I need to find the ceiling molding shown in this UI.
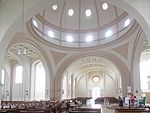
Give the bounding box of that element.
[36,12,127,34]
[27,19,138,51]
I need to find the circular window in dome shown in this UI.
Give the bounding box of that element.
[85,9,91,17]
[102,2,108,10]
[52,4,58,11]
[92,76,100,83]
[66,35,73,42]
[68,9,74,16]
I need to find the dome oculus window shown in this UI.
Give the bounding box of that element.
[85,9,92,17]
[105,30,112,37]
[85,35,93,42]
[124,18,130,27]
[92,76,100,83]
[52,4,58,11]
[48,30,55,38]
[68,9,74,16]
[66,35,73,42]
[33,20,38,27]
[102,2,109,10]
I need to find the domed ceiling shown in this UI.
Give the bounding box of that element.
[28,0,137,49]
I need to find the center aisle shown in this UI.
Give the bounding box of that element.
[80,98,115,113]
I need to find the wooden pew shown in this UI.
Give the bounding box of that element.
[95,97,118,104]
[69,108,101,113]
[73,108,100,111]
[1,100,66,113]
[115,108,150,113]
[69,111,99,113]
[0,109,18,113]
[19,111,45,113]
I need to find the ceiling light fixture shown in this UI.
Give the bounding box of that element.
[22,47,27,54]
[102,2,108,10]
[85,9,91,17]
[92,76,100,83]
[17,48,22,55]
[19,0,24,55]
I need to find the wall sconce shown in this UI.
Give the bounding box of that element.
[22,47,27,54]
[17,48,22,55]
[127,85,132,93]
[6,91,9,96]
[68,90,70,95]
[116,89,119,94]
[46,89,48,95]
[61,90,64,94]
[135,89,138,93]
[25,89,28,96]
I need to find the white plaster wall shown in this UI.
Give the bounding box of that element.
[104,74,115,97]
[11,56,31,100]
[121,0,150,30]
[76,76,87,97]
[75,73,116,98]
[0,0,43,41]
[2,61,11,100]
[116,0,150,41]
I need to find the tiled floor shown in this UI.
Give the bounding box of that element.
[101,106,115,113]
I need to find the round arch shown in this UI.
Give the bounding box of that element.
[0,0,150,100]
[0,0,150,64]
[31,61,46,100]
[55,51,130,99]
[3,35,52,100]
[133,30,149,94]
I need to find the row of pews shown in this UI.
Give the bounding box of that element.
[114,107,150,113]
[69,108,101,113]
[0,100,66,113]
[68,97,101,113]
[95,97,118,104]
[0,97,101,113]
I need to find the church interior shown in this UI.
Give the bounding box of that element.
[0,0,150,113]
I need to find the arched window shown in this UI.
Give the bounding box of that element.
[35,62,45,100]
[1,69,5,84]
[15,65,23,83]
[92,87,100,99]
[140,49,150,91]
